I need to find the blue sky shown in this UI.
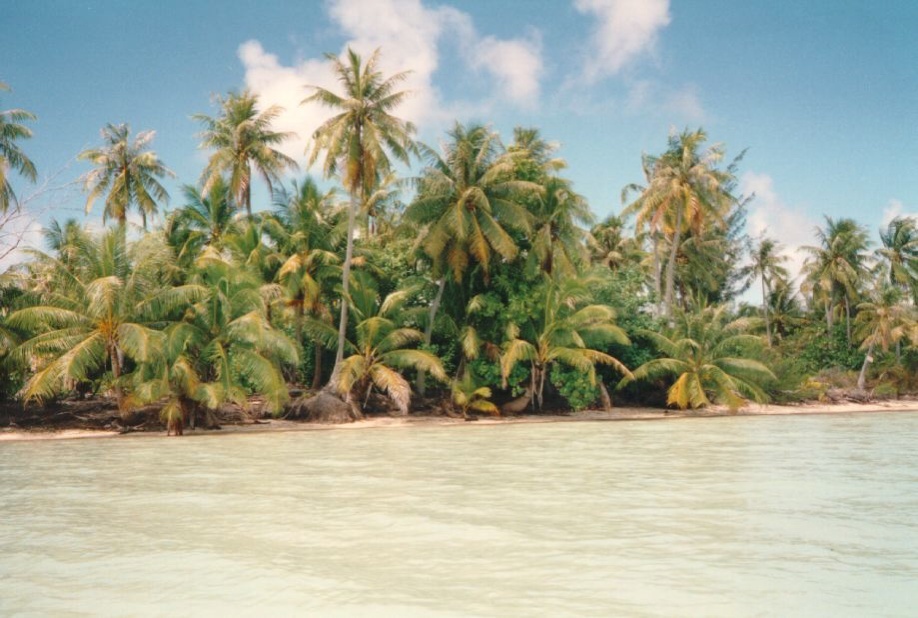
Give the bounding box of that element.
[4,0,918,278]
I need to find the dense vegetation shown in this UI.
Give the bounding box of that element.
[1,52,917,432]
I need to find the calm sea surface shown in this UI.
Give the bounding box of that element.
[2,412,918,617]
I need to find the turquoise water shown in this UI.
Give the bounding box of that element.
[2,412,917,616]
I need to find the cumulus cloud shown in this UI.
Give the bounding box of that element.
[469,34,543,106]
[574,0,671,81]
[741,171,818,287]
[237,0,544,163]
[881,198,918,227]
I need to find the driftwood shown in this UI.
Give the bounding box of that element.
[501,387,533,416]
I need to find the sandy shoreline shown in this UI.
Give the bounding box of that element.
[1,399,916,442]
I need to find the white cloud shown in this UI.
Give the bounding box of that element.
[574,0,671,81]
[0,209,45,274]
[741,171,818,289]
[237,0,545,164]
[626,79,705,122]
[469,34,543,106]
[881,198,918,227]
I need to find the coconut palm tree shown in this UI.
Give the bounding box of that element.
[501,275,632,411]
[405,122,538,393]
[407,122,536,284]
[854,285,917,390]
[78,123,173,230]
[302,274,446,417]
[303,47,416,379]
[877,216,918,301]
[623,128,739,321]
[619,305,774,411]
[266,177,341,388]
[0,82,37,213]
[802,216,870,342]
[527,175,593,278]
[132,249,298,430]
[8,226,204,411]
[744,235,789,345]
[194,89,298,218]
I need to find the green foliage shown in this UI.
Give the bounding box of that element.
[794,323,865,374]
[549,363,598,411]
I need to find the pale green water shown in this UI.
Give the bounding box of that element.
[2,412,918,617]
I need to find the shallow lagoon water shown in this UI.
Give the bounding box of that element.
[2,412,917,616]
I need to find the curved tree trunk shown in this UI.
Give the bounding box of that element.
[329,190,359,388]
[664,208,684,325]
[857,342,875,391]
[762,277,772,346]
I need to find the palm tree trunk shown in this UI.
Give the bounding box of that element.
[857,342,875,391]
[328,190,358,388]
[762,278,772,346]
[652,231,663,317]
[312,342,324,390]
[664,208,684,325]
[845,296,852,346]
[417,277,446,396]
[109,344,125,413]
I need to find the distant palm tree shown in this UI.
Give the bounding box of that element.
[78,123,173,229]
[877,216,918,301]
[194,90,298,217]
[802,216,870,341]
[0,82,37,213]
[854,286,916,390]
[528,175,593,278]
[303,47,416,379]
[623,128,738,321]
[163,178,237,277]
[620,305,774,411]
[744,235,789,345]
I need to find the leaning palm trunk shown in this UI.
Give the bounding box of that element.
[416,277,446,396]
[857,342,875,391]
[652,231,663,317]
[329,190,359,386]
[664,208,684,324]
[762,278,772,346]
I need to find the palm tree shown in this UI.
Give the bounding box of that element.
[802,216,870,342]
[0,82,37,213]
[854,285,917,390]
[744,235,789,345]
[303,275,446,417]
[528,175,593,278]
[78,123,173,229]
[266,178,341,388]
[589,214,645,271]
[501,276,632,411]
[194,89,298,218]
[133,249,298,429]
[405,122,537,394]
[303,47,416,380]
[8,227,204,411]
[619,305,774,411]
[623,128,739,321]
[877,216,918,301]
